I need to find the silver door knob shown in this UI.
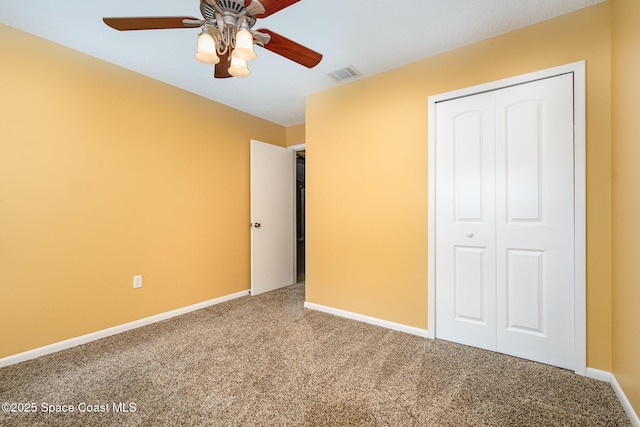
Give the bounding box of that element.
[466,232,474,238]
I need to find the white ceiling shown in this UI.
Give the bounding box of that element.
[0,0,605,126]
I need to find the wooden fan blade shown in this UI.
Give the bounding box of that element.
[257,29,322,68]
[103,17,201,31]
[254,0,300,18]
[215,54,233,79]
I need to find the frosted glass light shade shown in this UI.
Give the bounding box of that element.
[232,29,257,61]
[228,56,250,78]
[195,31,219,64]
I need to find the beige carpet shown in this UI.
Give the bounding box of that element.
[0,284,631,426]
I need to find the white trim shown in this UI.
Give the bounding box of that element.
[427,85,437,340]
[572,63,587,376]
[586,369,640,427]
[611,374,640,427]
[427,61,587,374]
[288,143,306,151]
[585,367,613,382]
[0,290,250,368]
[304,302,430,338]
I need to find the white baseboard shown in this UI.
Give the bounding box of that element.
[303,301,430,338]
[586,368,640,426]
[0,289,250,368]
[611,373,640,427]
[585,367,613,382]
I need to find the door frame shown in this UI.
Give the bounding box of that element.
[426,61,586,375]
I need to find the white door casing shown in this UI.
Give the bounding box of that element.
[250,140,295,296]
[428,62,586,374]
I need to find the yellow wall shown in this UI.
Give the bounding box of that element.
[611,0,640,413]
[306,3,613,370]
[286,123,306,147]
[0,24,285,358]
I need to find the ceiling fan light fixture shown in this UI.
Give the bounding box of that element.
[104,0,323,80]
[233,28,257,61]
[195,29,220,64]
[228,56,250,78]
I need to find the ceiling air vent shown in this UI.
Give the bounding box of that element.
[327,65,363,83]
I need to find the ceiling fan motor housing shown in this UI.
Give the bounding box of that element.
[201,0,258,29]
[218,0,245,13]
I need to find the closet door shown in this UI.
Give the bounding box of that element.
[494,74,574,369]
[434,91,497,351]
[435,74,575,369]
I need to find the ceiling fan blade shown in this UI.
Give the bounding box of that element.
[215,55,233,79]
[257,29,322,68]
[103,17,201,31]
[253,0,300,18]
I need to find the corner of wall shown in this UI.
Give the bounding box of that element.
[286,123,306,147]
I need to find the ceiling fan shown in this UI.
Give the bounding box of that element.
[103,0,323,79]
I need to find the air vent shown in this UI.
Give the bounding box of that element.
[327,65,363,83]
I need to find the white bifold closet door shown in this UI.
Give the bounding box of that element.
[435,74,575,370]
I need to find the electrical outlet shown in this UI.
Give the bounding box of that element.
[133,275,142,289]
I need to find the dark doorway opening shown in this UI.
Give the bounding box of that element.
[296,151,305,283]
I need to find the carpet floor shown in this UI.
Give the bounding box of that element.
[0,284,631,426]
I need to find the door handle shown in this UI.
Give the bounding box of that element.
[251,223,261,228]
[466,232,474,238]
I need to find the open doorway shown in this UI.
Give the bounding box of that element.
[295,150,305,283]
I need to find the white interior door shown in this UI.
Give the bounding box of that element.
[434,74,575,369]
[250,140,295,296]
[435,91,498,351]
[494,75,574,369]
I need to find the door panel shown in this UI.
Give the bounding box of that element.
[506,249,545,335]
[505,101,544,222]
[454,246,488,324]
[435,91,497,351]
[250,140,295,296]
[495,75,574,369]
[454,113,485,222]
